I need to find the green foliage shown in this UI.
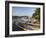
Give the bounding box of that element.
[32,8,40,21]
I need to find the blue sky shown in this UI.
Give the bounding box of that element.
[12,7,37,16]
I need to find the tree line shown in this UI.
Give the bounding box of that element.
[32,8,40,21]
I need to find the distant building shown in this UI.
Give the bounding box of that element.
[12,16,39,24]
[31,18,39,24]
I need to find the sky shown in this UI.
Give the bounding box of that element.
[12,7,37,16]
